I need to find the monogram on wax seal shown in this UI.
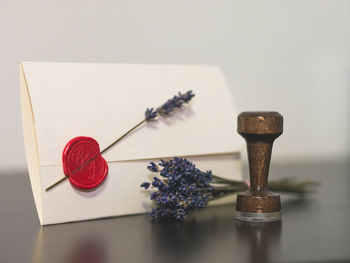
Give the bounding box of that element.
[62,136,108,190]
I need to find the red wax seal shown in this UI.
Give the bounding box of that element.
[62,136,108,190]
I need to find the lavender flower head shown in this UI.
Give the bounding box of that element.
[144,90,195,120]
[145,108,157,120]
[141,157,212,220]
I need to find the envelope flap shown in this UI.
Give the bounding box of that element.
[21,62,244,166]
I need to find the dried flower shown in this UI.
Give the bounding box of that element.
[141,157,212,220]
[140,182,150,189]
[145,108,158,120]
[144,90,194,120]
[155,90,195,117]
[147,162,159,172]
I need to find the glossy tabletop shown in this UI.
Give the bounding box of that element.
[0,160,349,263]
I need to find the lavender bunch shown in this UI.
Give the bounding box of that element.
[141,157,319,221]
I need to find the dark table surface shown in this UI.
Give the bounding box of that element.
[0,160,349,263]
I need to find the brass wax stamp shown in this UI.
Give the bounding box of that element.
[235,111,283,222]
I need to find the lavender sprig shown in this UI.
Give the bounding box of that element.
[46,91,195,191]
[145,90,195,120]
[141,157,319,221]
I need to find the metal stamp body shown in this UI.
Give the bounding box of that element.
[235,112,283,222]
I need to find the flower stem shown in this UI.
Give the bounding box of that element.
[210,174,247,186]
[100,118,147,154]
[45,176,69,191]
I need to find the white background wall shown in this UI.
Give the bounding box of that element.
[0,0,349,171]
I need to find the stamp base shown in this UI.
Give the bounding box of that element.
[235,210,281,222]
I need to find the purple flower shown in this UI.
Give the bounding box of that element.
[179,90,195,103]
[145,108,158,120]
[141,157,212,220]
[140,182,150,189]
[144,90,195,120]
[147,162,159,172]
[157,90,195,117]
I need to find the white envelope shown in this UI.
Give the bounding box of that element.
[20,62,244,225]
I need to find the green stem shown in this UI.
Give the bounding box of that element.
[211,174,246,185]
[100,118,147,154]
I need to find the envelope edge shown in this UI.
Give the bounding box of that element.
[20,62,43,225]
